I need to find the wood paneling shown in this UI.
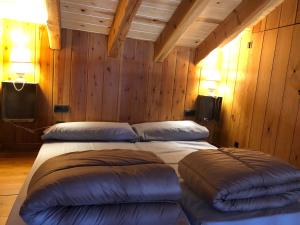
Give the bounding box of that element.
[297,1,300,23]
[260,26,293,155]
[59,0,242,48]
[279,0,298,26]
[265,6,281,30]
[274,24,300,161]
[0,20,198,150]
[227,30,252,147]
[86,33,105,121]
[213,0,300,167]
[219,36,242,147]
[171,47,191,120]
[248,29,278,151]
[0,20,3,82]
[195,0,284,64]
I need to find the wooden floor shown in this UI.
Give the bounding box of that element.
[0,153,36,225]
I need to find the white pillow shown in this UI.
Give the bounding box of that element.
[42,122,138,142]
[132,121,209,141]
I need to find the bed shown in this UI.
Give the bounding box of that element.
[6,121,300,225]
[6,140,216,225]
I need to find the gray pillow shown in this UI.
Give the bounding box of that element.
[132,120,209,141]
[42,122,138,142]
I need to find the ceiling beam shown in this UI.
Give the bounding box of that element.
[194,0,284,64]
[45,0,61,49]
[108,0,142,57]
[154,0,210,62]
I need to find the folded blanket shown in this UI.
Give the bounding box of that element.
[179,148,300,212]
[20,149,188,225]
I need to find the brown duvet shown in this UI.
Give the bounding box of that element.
[20,149,189,225]
[179,148,300,212]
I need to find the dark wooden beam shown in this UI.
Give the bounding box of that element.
[108,0,142,57]
[154,0,210,62]
[195,0,284,64]
[45,0,61,49]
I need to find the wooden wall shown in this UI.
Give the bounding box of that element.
[0,21,199,151]
[210,0,300,167]
[0,20,3,83]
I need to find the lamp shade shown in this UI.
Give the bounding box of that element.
[10,47,31,63]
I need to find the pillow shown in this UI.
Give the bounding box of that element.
[132,120,209,141]
[42,122,138,142]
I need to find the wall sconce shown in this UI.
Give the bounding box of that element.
[200,69,222,97]
[9,46,34,91]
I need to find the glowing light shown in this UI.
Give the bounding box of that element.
[10,47,31,63]
[201,69,221,81]
[4,26,38,84]
[10,62,34,75]
[0,0,47,24]
[10,29,29,46]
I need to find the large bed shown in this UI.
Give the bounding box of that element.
[6,121,300,225]
[6,140,216,225]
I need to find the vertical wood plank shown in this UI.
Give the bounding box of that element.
[146,62,162,121]
[131,41,153,123]
[85,33,105,121]
[219,36,241,147]
[237,32,264,148]
[53,29,72,122]
[184,49,199,111]
[69,30,88,121]
[260,26,293,154]
[265,6,282,30]
[260,18,267,31]
[171,47,190,120]
[159,48,177,120]
[275,24,300,161]
[102,57,121,121]
[38,26,54,127]
[118,39,136,122]
[228,30,252,146]
[248,29,278,151]
[297,0,300,23]
[0,19,3,82]
[279,0,298,27]
[252,21,262,33]
[52,31,65,108]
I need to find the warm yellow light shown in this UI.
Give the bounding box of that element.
[201,69,221,81]
[10,62,34,75]
[0,0,47,24]
[10,29,29,46]
[10,47,31,63]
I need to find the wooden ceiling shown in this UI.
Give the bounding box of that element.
[60,0,241,47]
[45,0,285,62]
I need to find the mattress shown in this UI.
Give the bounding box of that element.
[8,141,300,225]
[6,140,216,225]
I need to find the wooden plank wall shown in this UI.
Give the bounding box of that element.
[0,20,3,82]
[215,0,300,167]
[0,21,198,151]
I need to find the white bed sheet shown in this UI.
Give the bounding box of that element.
[6,140,216,225]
